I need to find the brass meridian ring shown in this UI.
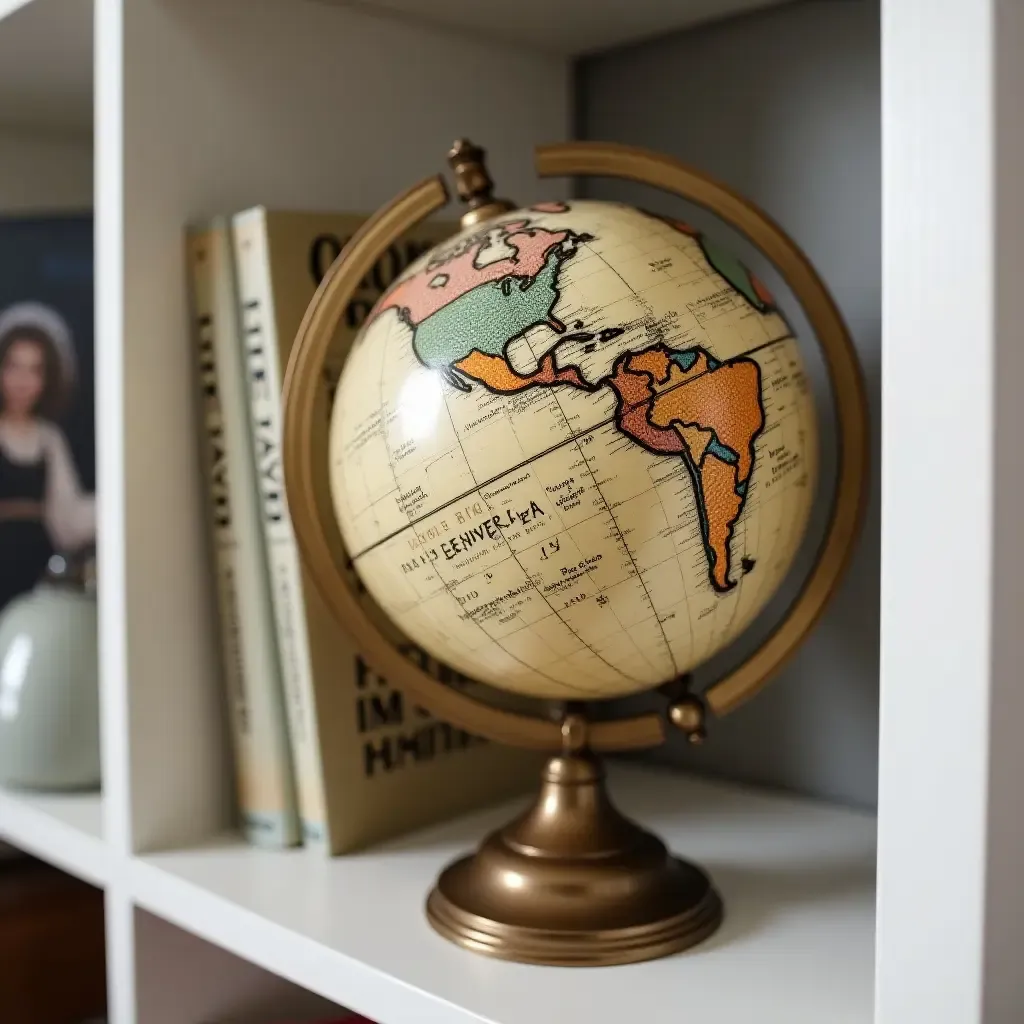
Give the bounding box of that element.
[282,141,869,750]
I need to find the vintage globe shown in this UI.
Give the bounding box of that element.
[328,197,817,702]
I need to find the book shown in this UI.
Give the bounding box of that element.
[230,207,544,854]
[186,221,301,848]
[0,214,96,617]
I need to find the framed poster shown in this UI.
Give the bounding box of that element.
[0,214,94,613]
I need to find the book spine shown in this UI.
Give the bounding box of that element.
[232,209,329,849]
[186,225,300,848]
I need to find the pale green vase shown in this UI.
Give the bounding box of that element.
[0,554,100,790]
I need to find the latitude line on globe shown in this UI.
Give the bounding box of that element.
[350,331,793,563]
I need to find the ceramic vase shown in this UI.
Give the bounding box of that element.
[0,553,100,790]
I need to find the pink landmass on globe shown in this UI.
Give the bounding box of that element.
[370,225,569,328]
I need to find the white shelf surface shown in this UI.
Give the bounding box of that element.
[328,0,793,56]
[131,765,876,1024]
[0,786,107,885]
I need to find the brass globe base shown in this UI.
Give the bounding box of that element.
[426,751,723,966]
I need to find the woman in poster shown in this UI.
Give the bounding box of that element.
[0,302,95,612]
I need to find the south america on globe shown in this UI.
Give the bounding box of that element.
[330,200,817,700]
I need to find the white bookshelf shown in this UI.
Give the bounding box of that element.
[329,0,791,56]
[0,786,107,884]
[0,0,1022,1021]
[0,763,875,1024]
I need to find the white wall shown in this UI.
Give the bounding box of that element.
[577,0,880,807]
[0,128,91,211]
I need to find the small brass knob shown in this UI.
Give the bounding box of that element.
[560,712,589,754]
[668,696,707,745]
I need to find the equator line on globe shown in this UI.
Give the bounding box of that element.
[330,189,818,700]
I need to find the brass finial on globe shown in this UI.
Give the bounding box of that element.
[447,138,514,227]
[281,138,869,967]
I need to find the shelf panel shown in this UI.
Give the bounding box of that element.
[131,765,876,1024]
[323,0,792,56]
[0,787,108,886]
[0,0,92,135]
[0,0,31,19]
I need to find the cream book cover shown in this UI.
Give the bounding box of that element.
[232,206,544,854]
[186,222,301,848]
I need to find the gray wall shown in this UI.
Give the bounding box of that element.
[577,0,880,808]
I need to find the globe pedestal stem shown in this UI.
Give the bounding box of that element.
[426,717,722,966]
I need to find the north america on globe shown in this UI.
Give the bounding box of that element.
[330,199,817,699]
[369,208,767,593]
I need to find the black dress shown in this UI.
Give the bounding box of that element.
[0,446,53,613]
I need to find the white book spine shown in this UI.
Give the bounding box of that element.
[231,208,328,848]
[187,223,301,848]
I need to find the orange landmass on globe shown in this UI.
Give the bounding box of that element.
[643,356,763,590]
[676,424,714,463]
[370,224,570,328]
[697,457,746,591]
[626,347,711,390]
[454,350,592,394]
[649,361,763,482]
[625,346,674,384]
[450,336,763,592]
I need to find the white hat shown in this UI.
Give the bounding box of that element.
[0,301,76,385]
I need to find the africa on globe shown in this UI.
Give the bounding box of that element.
[329,197,817,700]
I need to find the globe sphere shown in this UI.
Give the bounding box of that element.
[329,199,818,701]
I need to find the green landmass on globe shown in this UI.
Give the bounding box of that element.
[368,208,770,592]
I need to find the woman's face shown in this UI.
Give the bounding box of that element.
[0,339,46,417]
